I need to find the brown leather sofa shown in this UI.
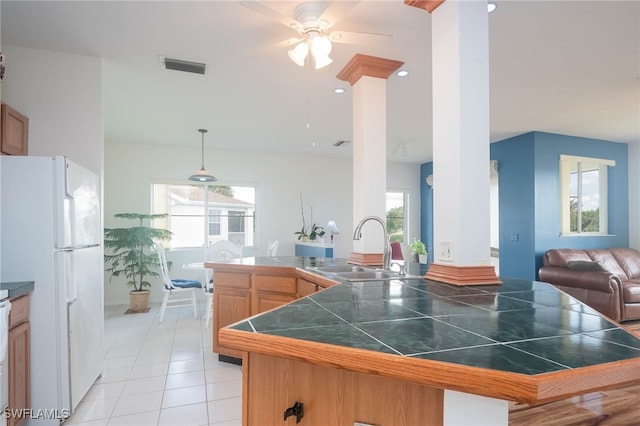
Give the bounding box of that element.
[539,248,640,322]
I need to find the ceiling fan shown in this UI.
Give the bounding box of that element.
[239,0,392,69]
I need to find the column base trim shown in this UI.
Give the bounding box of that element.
[348,252,383,266]
[425,262,501,286]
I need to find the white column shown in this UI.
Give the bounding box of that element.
[352,76,387,253]
[443,390,508,426]
[337,54,403,264]
[432,0,490,266]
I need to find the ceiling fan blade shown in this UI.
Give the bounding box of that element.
[239,1,302,31]
[329,30,393,46]
[249,37,303,58]
[319,1,361,28]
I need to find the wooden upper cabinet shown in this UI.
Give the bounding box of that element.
[1,102,29,156]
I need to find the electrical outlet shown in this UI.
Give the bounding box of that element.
[440,241,453,262]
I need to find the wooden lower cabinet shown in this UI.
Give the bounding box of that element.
[211,264,338,359]
[296,278,317,297]
[255,292,296,314]
[7,295,31,426]
[245,352,444,426]
[213,289,251,357]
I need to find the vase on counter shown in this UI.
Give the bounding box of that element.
[419,254,428,264]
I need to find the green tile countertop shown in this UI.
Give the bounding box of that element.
[219,257,640,403]
[0,281,34,300]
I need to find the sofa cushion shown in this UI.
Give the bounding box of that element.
[610,248,640,279]
[585,249,628,281]
[566,260,608,272]
[544,249,592,267]
[622,279,640,303]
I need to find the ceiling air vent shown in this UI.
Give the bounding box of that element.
[162,56,206,75]
[333,140,351,147]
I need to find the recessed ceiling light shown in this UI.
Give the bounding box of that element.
[396,70,409,77]
[488,3,497,13]
[334,88,345,94]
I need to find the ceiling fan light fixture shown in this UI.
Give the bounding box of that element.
[310,35,332,57]
[313,54,333,69]
[288,42,309,67]
[188,129,217,183]
[310,35,332,69]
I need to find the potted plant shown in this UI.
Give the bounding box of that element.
[294,225,309,242]
[410,238,428,264]
[104,212,172,312]
[309,224,325,243]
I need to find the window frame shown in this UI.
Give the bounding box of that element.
[559,154,614,236]
[151,181,256,249]
[386,190,410,243]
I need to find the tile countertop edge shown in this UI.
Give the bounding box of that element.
[0,281,35,299]
[218,326,640,405]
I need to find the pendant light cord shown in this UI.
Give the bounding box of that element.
[199,128,208,170]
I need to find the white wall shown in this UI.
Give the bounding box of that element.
[104,141,422,304]
[1,45,103,175]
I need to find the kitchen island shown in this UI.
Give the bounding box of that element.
[214,257,640,425]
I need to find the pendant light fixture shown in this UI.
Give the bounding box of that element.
[188,128,217,182]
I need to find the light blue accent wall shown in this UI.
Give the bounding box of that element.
[532,132,628,274]
[421,131,629,281]
[491,133,537,279]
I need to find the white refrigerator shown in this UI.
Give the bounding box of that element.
[0,156,103,424]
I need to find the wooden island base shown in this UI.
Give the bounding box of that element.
[245,352,508,426]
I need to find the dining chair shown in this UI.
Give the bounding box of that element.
[203,240,243,329]
[391,242,404,261]
[156,243,202,323]
[267,240,279,257]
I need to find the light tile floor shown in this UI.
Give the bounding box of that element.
[65,302,242,426]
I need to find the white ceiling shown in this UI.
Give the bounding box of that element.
[2,0,639,164]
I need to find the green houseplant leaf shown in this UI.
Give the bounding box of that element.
[104,212,172,292]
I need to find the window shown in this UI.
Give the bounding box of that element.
[560,155,614,235]
[386,191,408,243]
[208,209,221,236]
[152,183,256,248]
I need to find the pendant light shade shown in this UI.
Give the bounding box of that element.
[188,128,217,182]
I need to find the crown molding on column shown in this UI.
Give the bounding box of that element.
[404,0,446,13]
[336,54,404,86]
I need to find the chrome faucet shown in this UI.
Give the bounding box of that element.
[353,216,392,271]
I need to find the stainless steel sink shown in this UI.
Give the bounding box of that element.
[310,265,374,274]
[334,271,404,281]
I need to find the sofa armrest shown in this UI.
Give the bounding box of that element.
[539,266,621,293]
[539,266,623,322]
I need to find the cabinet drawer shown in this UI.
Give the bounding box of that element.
[9,295,29,329]
[254,275,296,295]
[297,278,317,297]
[214,272,250,289]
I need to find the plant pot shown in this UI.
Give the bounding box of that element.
[129,290,150,312]
[418,254,428,264]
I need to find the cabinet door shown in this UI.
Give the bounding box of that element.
[8,321,30,426]
[297,278,318,298]
[213,289,251,355]
[1,103,29,156]
[255,292,296,314]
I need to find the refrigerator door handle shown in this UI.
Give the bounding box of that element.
[64,159,75,201]
[57,249,78,305]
